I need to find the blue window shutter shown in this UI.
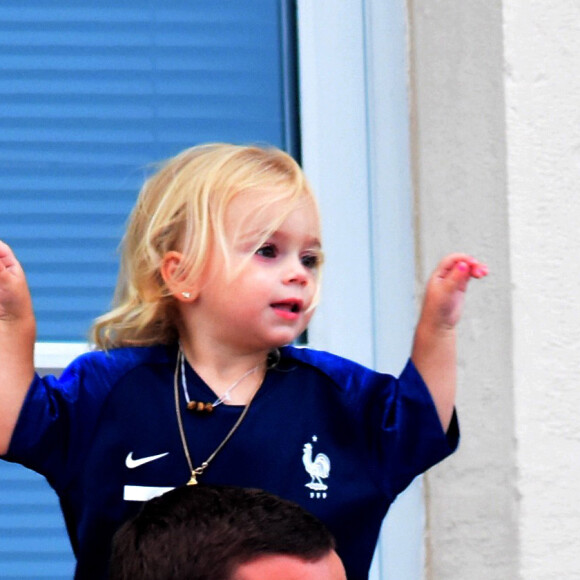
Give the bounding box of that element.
[0,0,299,342]
[0,461,75,578]
[0,1,298,577]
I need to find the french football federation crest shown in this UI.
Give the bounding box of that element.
[302,436,330,498]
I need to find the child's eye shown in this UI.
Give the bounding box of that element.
[301,253,320,269]
[256,244,278,259]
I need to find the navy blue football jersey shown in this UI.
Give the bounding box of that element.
[4,344,458,579]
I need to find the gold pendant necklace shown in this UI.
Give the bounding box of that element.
[173,348,262,486]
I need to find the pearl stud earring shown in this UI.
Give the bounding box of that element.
[181,291,192,299]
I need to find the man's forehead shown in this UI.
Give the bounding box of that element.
[232,552,347,580]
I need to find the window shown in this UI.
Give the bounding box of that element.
[0,1,298,342]
[0,1,298,576]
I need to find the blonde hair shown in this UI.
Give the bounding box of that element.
[91,143,319,350]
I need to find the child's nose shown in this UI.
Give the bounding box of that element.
[283,257,308,286]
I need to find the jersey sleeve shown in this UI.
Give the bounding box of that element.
[281,346,460,501]
[367,358,459,499]
[3,352,116,491]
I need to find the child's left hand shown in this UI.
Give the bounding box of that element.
[419,254,488,332]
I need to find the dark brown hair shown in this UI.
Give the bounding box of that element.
[109,484,336,580]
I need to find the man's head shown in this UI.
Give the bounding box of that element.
[110,484,346,580]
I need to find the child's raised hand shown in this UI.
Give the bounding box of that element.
[0,241,36,455]
[419,254,488,332]
[0,240,34,326]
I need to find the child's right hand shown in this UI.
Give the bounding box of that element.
[0,240,36,455]
[0,240,35,326]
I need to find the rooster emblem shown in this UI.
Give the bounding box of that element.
[302,440,331,492]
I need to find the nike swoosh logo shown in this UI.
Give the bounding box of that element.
[125,451,169,469]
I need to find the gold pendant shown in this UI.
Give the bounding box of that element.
[187,473,198,486]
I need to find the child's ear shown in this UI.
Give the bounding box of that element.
[161,251,199,302]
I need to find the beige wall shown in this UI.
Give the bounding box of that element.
[410,1,580,579]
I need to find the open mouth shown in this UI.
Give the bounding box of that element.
[271,301,301,314]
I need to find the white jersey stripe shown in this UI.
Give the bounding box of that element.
[123,485,174,502]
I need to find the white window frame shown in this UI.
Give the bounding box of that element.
[297,1,423,579]
[35,343,90,372]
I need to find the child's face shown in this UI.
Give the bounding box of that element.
[191,191,322,354]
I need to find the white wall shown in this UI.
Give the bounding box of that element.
[410,1,580,579]
[504,2,580,578]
